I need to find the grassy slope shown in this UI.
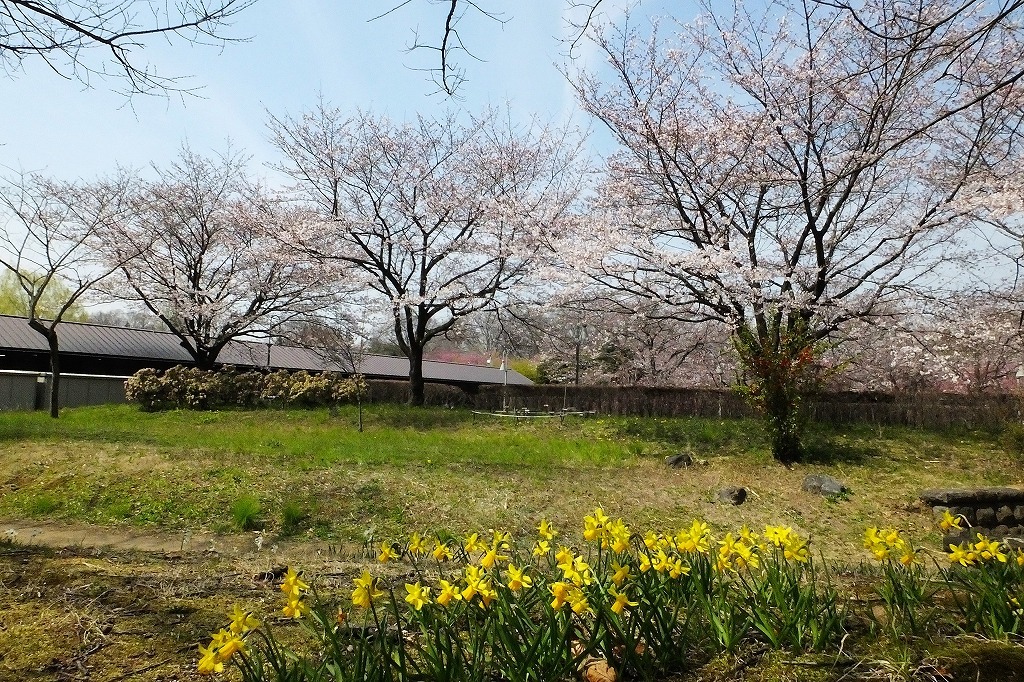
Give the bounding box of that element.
[1,405,1023,681]
[0,404,1019,556]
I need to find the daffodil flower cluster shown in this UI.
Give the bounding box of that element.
[864,527,919,566]
[281,567,310,618]
[198,512,1024,678]
[197,605,260,675]
[948,533,1009,566]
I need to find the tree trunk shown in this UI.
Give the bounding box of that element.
[408,344,425,407]
[47,332,61,419]
[734,322,818,465]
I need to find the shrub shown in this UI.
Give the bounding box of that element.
[125,366,367,411]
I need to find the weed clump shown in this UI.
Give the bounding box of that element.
[231,495,262,531]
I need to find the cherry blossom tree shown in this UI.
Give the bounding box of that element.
[0,172,135,417]
[101,146,326,369]
[269,105,585,405]
[0,0,257,94]
[564,0,1024,462]
[832,295,1024,394]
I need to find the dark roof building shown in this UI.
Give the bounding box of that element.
[0,315,531,389]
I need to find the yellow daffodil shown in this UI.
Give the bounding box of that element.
[973,534,1007,563]
[863,527,882,549]
[538,519,557,540]
[281,567,309,598]
[550,581,571,609]
[643,530,660,551]
[568,587,592,615]
[480,547,508,569]
[638,553,652,573]
[506,564,533,592]
[652,548,672,573]
[554,546,574,566]
[764,525,793,547]
[948,542,975,566]
[784,537,809,563]
[378,541,399,563]
[532,540,551,557]
[610,561,630,587]
[404,582,431,610]
[282,598,310,619]
[464,532,488,554]
[490,529,512,549]
[609,519,631,553]
[211,629,245,660]
[432,540,453,562]
[675,520,711,554]
[462,565,484,601]
[669,557,689,579]
[408,532,429,555]
[609,586,638,615]
[197,643,224,675]
[478,582,498,608]
[351,570,384,608]
[733,541,759,569]
[583,507,611,542]
[939,510,963,532]
[898,548,919,566]
[228,604,260,635]
[436,579,462,607]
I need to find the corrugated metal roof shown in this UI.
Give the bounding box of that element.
[0,314,532,385]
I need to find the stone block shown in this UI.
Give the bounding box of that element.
[997,505,1016,525]
[993,525,1011,539]
[943,530,968,548]
[920,487,1024,506]
[976,507,997,526]
[950,506,976,525]
[1015,506,1024,523]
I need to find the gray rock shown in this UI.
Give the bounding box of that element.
[802,474,848,497]
[1015,506,1024,523]
[717,487,747,506]
[976,507,997,526]
[665,453,693,468]
[943,530,969,548]
[993,525,1011,539]
[997,505,1016,525]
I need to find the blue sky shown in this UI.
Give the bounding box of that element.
[0,1,692,183]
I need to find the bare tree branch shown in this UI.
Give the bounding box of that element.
[0,0,258,95]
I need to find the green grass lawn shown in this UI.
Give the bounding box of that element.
[0,404,1019,555]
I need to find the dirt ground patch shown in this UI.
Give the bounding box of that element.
[0,526,371,682]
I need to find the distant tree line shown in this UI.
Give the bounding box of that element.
[2,0,1024,466]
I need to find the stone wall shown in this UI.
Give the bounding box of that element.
[920,488,1024,548]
